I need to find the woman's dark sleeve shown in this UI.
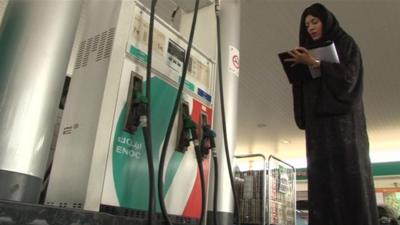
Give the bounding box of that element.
[317,38,363,115]
[292,82,305,130]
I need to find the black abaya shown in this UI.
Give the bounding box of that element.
[292,3,379,225]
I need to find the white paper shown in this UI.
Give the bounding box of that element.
[308,42,340,78]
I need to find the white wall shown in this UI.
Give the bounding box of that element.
[374,176,400,189]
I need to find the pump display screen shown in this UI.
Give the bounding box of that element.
[168,40,185,63]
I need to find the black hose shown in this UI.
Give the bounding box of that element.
[157,0,200,225]
[201,125,218,225]
[191,130,206,225]
[212,150,219,225]
[142,128,155,225]
[215,11,241,225]
[143,1,157,225]
[196,150,206,225]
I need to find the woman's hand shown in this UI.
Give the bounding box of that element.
[285,47,320,68]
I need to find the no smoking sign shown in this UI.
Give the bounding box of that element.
[229,45,240,77]
[232,54,240,69]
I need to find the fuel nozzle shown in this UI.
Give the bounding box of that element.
[183,115,198,144]
[176,101,194,152]
[182,115,206,162]
[176,114,194,153]
[200,125,216,158]
[124,73,148,134]
[134,91,149,128]
[125,90,148,134]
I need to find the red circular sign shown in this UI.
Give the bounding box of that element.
[232,55,240,69]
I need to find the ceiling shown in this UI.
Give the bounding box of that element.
[236,0,400,167]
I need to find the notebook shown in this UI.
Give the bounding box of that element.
[278,41,339,83]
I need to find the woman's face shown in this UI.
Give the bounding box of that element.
[305,15,323,40]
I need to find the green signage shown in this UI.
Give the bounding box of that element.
[129,46,148,64]
[296,161,400,180]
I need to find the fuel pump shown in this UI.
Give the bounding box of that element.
[45,1,215,225]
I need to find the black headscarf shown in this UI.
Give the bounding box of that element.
[299,3,345,47]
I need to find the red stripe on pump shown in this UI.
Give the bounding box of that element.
[182,99,213,218]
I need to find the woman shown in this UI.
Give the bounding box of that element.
[286,3,379,225]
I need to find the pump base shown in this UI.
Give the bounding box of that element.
[0,200,145,225]
[0,170,42,203]
[206,210,234,225]
[0,200,204,225]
